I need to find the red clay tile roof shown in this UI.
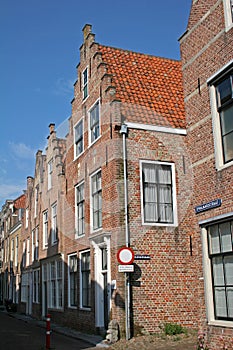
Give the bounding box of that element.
[98,45,186,129]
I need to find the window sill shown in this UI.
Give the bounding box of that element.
[216,159,233,171]
[142,221,178,227]
[73,150,84,162]
[75,233,85,239]
[88,135,101,149]
[208,320,233,328]
[68,306,78,310]
[79,307,91,312]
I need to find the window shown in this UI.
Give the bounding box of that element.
[45,259,63,309]
[223,0,233,31]
[74,119,84,158]
[48,159,53,190]
[208,221,233,321]
[75,182,85,237]
[26,238,30,266]
[15,236,18,267]
[32,227,39,262]
[25,208,29,229]
[33,269,40,303]
[34,186,39,218]
[216,74,233,164]
[22,240,26,267]
[68,254,78,307]
[43,210,48,248]
[82,67,88,99]
[51,203,57,244]
[89,101,100,144]
[21,272,29,302]
[208,65,233,168]
[80,251,91,309]
[11,238,14,264]
[140,161,177,226]
[91,171,102,231]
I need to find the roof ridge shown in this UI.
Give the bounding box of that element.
[98,44,180,63]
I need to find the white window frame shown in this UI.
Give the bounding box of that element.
[26,238,30,266]
[34,186,39,218]
[201,219,233,328]
[25,208,29,229]
[15,236,18,267]
[68,254,78,308]
[22,240,26,267]
[90,169,102,232]
[223,0,233,32]
[74,118,84,159]
[11,238,14,265]
[45,259,63,310]
[43,210,48,249]
[89,100,100,145]
[48,159,53,190]
[51,203,58,245]
[32,227,39,262]
[208,61,233,170]
[140,160,178,227]
[33,269,40,304]
[82,67,88,100]
[79,250,91,310]
[21,272,29,302]
[75,181,85,238]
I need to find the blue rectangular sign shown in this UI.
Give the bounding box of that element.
[195,199,221,214]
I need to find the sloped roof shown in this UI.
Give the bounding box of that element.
[98,45,186,129]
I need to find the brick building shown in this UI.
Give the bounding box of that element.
[180,0,233,348]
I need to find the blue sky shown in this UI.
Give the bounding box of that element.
[0,0,192,207]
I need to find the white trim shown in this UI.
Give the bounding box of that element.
[199,211,233,226]
[125,121,187,135]
[75,181,85,239]
[90,168,102,233]
[207,59,233,84]
[79,249,91,311]
[88,99,101,147]
[223,0,233,32]
[73,117,84,160]
[82,66,89,101]
[67,253,78,309]
[139,160,178,227]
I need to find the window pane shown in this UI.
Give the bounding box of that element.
[225,256,233,284]
[220,105,233,135]
[226,288,233,317]
[209,225,220,254]
[217,77,232,106]
[212,257,225,286]
[214,287,227,317]
[219,222,232,252]
[222,131,233,163]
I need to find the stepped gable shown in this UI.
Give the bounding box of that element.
[98,45,186,129]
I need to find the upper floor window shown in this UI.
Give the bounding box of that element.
[216,74,233,164]
[32,227,39,262]
[208,221,233,321]
[74,119,83,158]
[89,101,100,144]
[140,160,177,226]
[223,0,233,31]
[75,182,85,237]
[82,67,88,100]
[208,65,233,169]
[34,186,39,218]
[48,159,53,190]
[25,208,29,228]
[91,170,102,231]
[43,210,48,248]
[51,203,58,244]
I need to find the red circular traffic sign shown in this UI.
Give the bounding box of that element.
[117,247,134,265]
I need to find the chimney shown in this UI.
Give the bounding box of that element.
[49,123,55,135]
[82,24,92,41]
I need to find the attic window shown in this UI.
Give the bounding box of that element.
[83,68,88,100]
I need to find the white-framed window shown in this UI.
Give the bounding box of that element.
[32,227,39,262]
[43,259,63,309]
[21,272,29,302]
[82,67,88,100]
[91,170,102,231]
[74,119,84,158]
[202,219,233,325]
[33,269,40,303]
[25,208,29,229]
[80,250,91,309]
[208,64,233,169]
[43,210,48,248]
[223,0,233,31]
[15,236,18,267]
[51,203,58,244]
[140,160,177,226]
[75,182,85,237]
[26,238,30,266]
[11,238,14,264]
[89,100,100,144]
[22,240,26,267]
[34,186,39,218]
[48,159,53,190]
[68,254,78,308]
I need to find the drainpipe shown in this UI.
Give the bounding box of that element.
[120,124,131,340]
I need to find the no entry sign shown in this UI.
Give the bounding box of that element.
[117,247,134,265]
